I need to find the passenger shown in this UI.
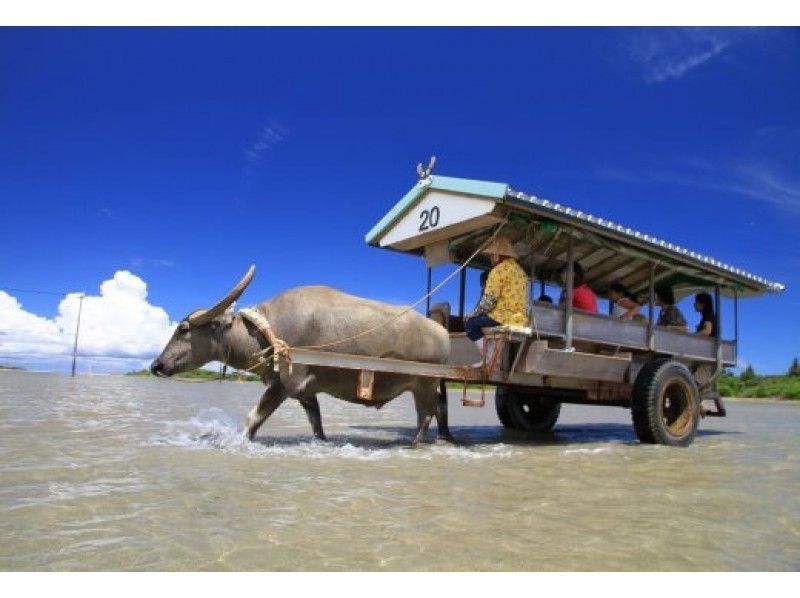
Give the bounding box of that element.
[557,262,598,313]
[465,235,529,363]
[608,282,641,320]
[655,285,688,332]
[694,292,718,337]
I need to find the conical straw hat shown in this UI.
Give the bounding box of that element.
[482,235,518,259]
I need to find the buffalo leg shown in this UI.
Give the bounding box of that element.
[411,390,436,446]
[299,395,326,441]
[245,383,286,441]
[436,379,456,443]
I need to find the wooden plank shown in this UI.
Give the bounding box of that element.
[520,341,632,383]
[289,347,481,381]
[587,253,638,285]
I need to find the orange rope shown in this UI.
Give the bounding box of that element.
[294,221,508,353]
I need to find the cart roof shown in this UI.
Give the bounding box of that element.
[365,175,785,299]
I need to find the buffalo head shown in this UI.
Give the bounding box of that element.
[150,265,255,377]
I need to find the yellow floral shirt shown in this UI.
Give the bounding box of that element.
[484,258,529,327]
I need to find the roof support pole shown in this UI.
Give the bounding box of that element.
[458,268,466,319]
[647,262,655,351]
[734,288,739,363]
[426,267,432,317]
[565,234,575,351]
[715,285,722,372]
[528,256,536,310]
[528,236,536,309]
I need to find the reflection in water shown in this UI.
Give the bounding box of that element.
[0,371,798,571]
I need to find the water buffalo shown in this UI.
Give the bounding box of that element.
[150,266,453,445]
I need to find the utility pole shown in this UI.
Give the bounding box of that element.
[71,294,85,377]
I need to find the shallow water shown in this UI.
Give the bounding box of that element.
[0,370,798,571]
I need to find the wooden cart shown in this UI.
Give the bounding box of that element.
[291,173,784,446]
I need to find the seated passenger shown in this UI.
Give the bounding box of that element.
[655,285,687,332]
[558,262,598,313]
[694,292,718,337]
[608,282,641,320]
[465,235,529,364]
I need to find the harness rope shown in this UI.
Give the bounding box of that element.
[242,221,509,373]
[167,220,511,381]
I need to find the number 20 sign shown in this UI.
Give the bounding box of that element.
[418,206,440,231]
[377,190,497,248]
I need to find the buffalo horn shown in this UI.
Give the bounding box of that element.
[187,264,256,326]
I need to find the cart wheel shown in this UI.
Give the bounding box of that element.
[494,386,515,429]
[495,386,561,432]
[631,359,700,447]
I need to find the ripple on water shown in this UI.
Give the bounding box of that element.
[563,446,613,455]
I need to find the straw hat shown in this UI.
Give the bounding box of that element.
[482,234,519,259]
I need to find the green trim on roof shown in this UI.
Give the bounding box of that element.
[427,175,508,199]
[364,175,507,245]
[658,272,720,290]
[364,181,427,245]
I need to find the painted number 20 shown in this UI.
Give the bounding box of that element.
[418,206,441,232]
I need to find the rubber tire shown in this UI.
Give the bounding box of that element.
[494,386,515,429]
[631,359,700,447]
[495,386,561,432]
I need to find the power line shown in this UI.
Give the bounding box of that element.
[0,286,77,297]
[0,352,157,362]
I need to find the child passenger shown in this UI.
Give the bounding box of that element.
[608,282,641,320]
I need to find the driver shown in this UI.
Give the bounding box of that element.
[465,235,529,364]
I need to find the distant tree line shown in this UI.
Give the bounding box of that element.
[718,357,800,399]
[126,368,260,381]
[790,357,800,377]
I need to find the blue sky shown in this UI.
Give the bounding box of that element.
[0,27,798,373]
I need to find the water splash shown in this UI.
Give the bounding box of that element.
[150,408,523,462]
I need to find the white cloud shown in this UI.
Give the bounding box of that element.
[244,121,287,163]
[630,28,733,84]
[0,271,176,373]
[130,257,176,269]
[596,161,800,217]
[594,127,800,217]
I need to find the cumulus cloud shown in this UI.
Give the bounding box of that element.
[0,271,176,373]
[630,28,734,84]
